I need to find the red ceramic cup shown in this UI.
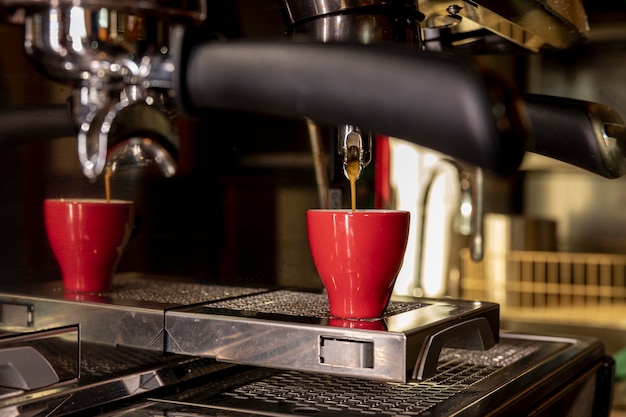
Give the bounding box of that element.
[44,199,135,293]
[307,209,410,319]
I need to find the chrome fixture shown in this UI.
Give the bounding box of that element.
[338,125,372,181]
[418,0,589,52]
[0,0,206,180]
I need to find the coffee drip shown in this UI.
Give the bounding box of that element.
[104,166,113,203]
[347,158,360,213]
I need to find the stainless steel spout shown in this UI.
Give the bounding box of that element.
[338,125,372,180]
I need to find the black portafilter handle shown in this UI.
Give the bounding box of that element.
[175,39,527,176]
[3,42,625,180]
[521,93,626,179]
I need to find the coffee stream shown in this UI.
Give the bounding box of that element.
[104,165,113,203]
[347,159,359,213]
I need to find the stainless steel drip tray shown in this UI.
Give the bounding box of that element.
[0,336,234,416]
[128,333,609,417]
[0,273,272,351]
[164,290,499,382]
[0,274,499,383]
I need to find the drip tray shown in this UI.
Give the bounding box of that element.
[137,333,609,417]
[165,290,499,382]
[0,274,499,383]
[183,336,550,416]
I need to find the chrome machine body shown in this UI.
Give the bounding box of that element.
[0,274,615,416]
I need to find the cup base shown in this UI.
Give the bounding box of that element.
[62,280,112,295]
[329,315,384,321]
[328,317,387,330]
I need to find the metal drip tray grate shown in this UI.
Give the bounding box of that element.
[162,336,556,416]
[79,343,183,379]
[220,341,540,415]
[103,279,267,305]
[166,292,500,382]
[224,371,480,414]
[0,277,499,383]
[204,290,424,318]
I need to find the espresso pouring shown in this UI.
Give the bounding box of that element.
[105,165,113,203]
[347,160,359,212]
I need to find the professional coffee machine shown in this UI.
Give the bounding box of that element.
[0,0,621,416]
[3,0,623,181]
[1,0,622,293]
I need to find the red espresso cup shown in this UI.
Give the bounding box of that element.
[307,209,410,319]
[44,199,135,293]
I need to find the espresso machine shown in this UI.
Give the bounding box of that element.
[0,0,622,415]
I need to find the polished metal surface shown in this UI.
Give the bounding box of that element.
[0,295,613,416]
[0,339,233,416]
[0,0,205,21]
[0,274,498,383]
[0,325,78,390]
[338,125,372,180]
[108,333,610,417]
[420,0,589,51]
[198,336,551,415]
[0,0,205,180]
[282,0,588,50]
[0,274,268,350]
[288,13,420,44]
[164,290,498,382]
[280,0,413,26]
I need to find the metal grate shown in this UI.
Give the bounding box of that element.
[102,280,267,305]
[221,340,540,415]
[20,337,188,380]
[78,343,178,378]
[204,290,425,318]
[461,249,626,322]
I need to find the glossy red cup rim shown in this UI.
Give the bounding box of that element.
[45,198,134,205]
[307,209,409,214]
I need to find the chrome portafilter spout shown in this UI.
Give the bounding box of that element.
[96,87,180,178]
[0,0,206,180]
[338,125,372,180]
[72,62,182,180]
